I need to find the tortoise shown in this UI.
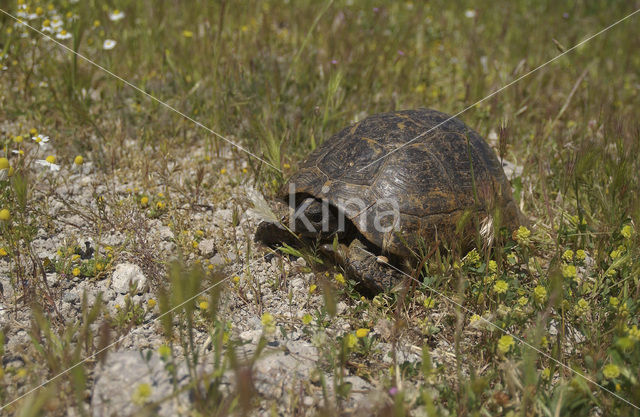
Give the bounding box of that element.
[255,108,520,294]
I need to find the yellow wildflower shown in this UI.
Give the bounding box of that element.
[355,328,370,338]
[147,299,156,308]
[533,285,547,303]
[158,344,171,358]
[575,249,586,262]
[513,226,531,244]
[609,297,619,308]
[602,364,620,379]
[541,367,551,380]
[199,301,208,310]
[72,267,81,277]
[540,336,549,348]
[345,333,357,348]
[562,249,574,262]
[493,280,509,294]
[302,314,312,325]
[309,284,317,294]
[335,273,345,285]
[562,264,577,279]
[484,273,496,285]
[463,248,480,266]
[488,260,497,273]
[574,298,590,317]
[261,312,274,326]
[131,383,152,405]
[0,209,10,221]
[423,297,435,309]
[497,335,515,353]
[621,224,633,239]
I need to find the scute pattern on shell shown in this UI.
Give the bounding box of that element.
[282,108,519,256]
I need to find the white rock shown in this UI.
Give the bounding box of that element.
[213,209,233,227]
[198,239,216,258]
[111,263,148,294]
[154,225,174,241]
[290,277,304,290]
[239,329,261,343]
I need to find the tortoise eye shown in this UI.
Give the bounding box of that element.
[307,210,323,223]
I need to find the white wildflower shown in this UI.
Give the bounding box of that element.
[33,134,50,145]
[50,17,63,29]
[109,10,125,21]
[103,39,117,50]
[36,157,60,171]
[56,30,72,40]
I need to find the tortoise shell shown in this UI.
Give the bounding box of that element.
[281,108,519,256]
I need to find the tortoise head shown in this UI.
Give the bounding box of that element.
[292,197,342,239]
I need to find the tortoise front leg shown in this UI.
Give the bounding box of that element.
[320,239,407,295]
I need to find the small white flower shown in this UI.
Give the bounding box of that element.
[465,9,477,18]
[33,134,50,145]
[27,13,39,20]
[56,30,72,40]
[12,149,24,155]
[41,25,54,33]
[109,10,125,21]
[39,81,49,88]
[103,39,117,50]
[17,5,28,18]
[50,18,63,29]
[35,159,60,171]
